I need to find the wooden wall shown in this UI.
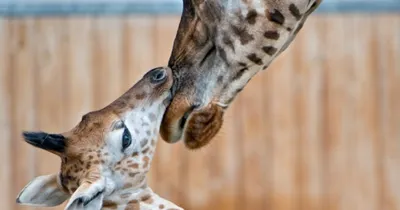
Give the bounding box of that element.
[0,14,399,210]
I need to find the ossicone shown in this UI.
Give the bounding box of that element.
[22,131,66,155]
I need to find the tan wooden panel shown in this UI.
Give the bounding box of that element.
[240,66,268,209]
[0,15,399,210]
[351,16,380,210]
[269,38,299,210]
[8,19,37,210]
[0,18,12,210]
[292,17,324,210]
[260,49,275,210]
[122,16,157,84]
[64,17,94,129]
[211,94,242,210]
[322,16,354,210]
[91,17,124,108]
[377,15,400,210]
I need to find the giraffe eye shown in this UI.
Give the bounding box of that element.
[122,127,132,150]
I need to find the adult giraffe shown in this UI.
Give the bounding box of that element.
[160,0,323,149]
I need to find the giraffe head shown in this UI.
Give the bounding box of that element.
[16,67,173,209]
[161,0,322,149]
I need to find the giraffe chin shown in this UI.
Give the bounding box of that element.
[161,103,224,149]
[183,104,224,149]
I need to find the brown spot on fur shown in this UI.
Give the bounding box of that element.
[146,130,151,136]
[218,47,229,65]
[238,62,247,67]
[142,147,150,154]
[143,156,150,168]
[129,172,138,177]
[93,160,100,164]
[129,163,139,169]
[126,199,140,210]
[103,200,118,209]
[262,46,278,56]
[120,192,131,199]
[247,54,263,65]
[233,68,249,81]
[246,9,258,24]
[264,31,280,40]
[123,183,134,189]
[140,138,148,147]
[231,24,254,45]
[222,35,235,51]
[289,3,302,20]
[135,92,147,100]
[86,163,92,170]
[148,113,157,122]
[132,152,138,157]
[159,204,165,209]
[141,195,153,204]
[217,75,223,83]
[267,9,285,25]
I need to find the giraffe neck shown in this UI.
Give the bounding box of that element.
[172,0,321,109]
[102,186,183,210]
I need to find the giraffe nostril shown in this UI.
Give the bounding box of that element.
[150,68,167,84]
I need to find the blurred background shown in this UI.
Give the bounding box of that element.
[0,0,399,210]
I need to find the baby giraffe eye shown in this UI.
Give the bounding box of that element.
[122,127,132,150]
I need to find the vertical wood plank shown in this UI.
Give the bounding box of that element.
[8,19,37,210]
[293,17,324,210]
[91,17,124,109]
[323,15,356,210]
[64,17,93,129]
[34,18,67,176]
[261,50,275,210]
[211,96,241,210]
[240,68,267,209]
[0,18,12,210]
[270,40,299,210]
[378,15,400,210]
[122,16,156,86]
[351,16,380,210]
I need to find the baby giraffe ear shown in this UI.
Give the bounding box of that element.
[16,174,69,207]
[65,178,106,210]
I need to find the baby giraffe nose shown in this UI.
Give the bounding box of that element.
[149,67,168,84]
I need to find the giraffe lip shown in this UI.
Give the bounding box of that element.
[163,91,173,106]
[179,110,191,130]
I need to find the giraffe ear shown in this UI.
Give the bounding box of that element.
[65,178,106,210]
[16,174,69,207]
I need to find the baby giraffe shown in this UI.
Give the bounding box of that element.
[16,67,183,210]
